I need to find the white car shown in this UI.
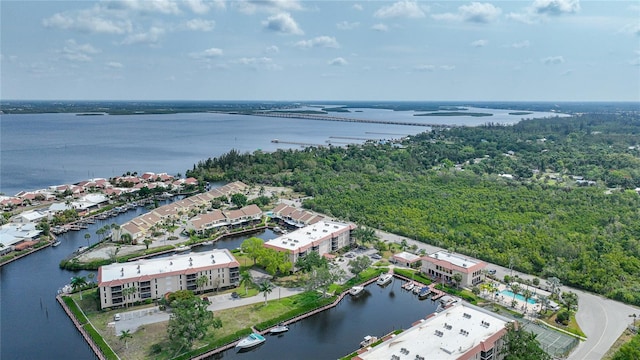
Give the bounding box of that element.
[114,313,121,321]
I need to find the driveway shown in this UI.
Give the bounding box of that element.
[373,229,640,359]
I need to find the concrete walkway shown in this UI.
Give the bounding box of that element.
[373,229,640,359]
[113,285,304,334]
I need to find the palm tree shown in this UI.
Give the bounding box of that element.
[510,283,522,307]
[122,286,137,308]
[240,271,252,295]
[258,281,274,305]
[522,288,534,313]
[120,233,133,245]
[196,275,208,294]
[70,276,87,300]
[84,233,91,248]
[119,330,132,350]
[546,277,561,297]
[453,273,463,289]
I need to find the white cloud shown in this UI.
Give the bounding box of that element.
[43,8,133,34]
[121,26,166,45]
[374,1,426,19]
[235,56,282,70]
[471,39,488,47]
[60,39,100,62]
[106,61,124,69]
[328,57,348,66]
[460,2,502,23]
[440,65,456,70]
[541,55,565,64]
[414,64,435,71]
[532,0,580,16]
[264,45,280,54]
[294,36,339,49]
[353,4,363,11]
[508,0,580,24]
[560,69,574,76]
[109,0,181,15]
[236,0,303,15]
[619,23,640,36]
[262,12,303,35]
[337,21,360,30]
[371,23,389,32]
[184,0,211,14]
[434,2,501,23]
[510,40,531,48]
[189,47,224,59]
[185,19,215,31]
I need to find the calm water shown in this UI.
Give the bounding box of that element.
[0,108,564,196]
[0,106,563,359]
[213,282,438,360]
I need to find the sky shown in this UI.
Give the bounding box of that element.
[1,0,639,101]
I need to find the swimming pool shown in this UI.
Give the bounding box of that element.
[500,290,537,304]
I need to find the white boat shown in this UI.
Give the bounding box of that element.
[236,333,265,349]
[403,282,415,291]
[269,323,289,334]
[52,240,61,247]
[360,335,378,347]
[175,245,191,253]
[349,286,365,296]
[376,273,393,286]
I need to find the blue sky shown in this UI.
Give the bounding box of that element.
[1,0,638,101]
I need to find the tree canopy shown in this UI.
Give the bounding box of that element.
[167,295,221,355]
[187,113,640,306]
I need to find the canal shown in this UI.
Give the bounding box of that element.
[0,206,437,360]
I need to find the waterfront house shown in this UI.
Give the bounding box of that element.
[185,210,226,234]
[263,220,355,266]
[354,302,512,360]
[421,250,486,287]
[270,203,324,228]
[97,249,240,309]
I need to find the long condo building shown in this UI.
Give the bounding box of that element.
[355,302,512,360]
[97,249,240,309]
[263,220,355,265]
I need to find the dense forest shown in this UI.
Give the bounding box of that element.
[187,112,640,306]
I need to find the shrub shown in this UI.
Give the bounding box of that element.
[556,310,570,325]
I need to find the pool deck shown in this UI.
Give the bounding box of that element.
[494,283,551,314]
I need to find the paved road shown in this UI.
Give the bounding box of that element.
[374,229,640,359]
[114,285,304,334]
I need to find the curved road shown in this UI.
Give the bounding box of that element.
[374,229,639,359]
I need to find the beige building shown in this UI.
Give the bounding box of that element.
[422,250,486,287]
[355,302,512,360]
[97,249,240,309]
[263,220,355,265]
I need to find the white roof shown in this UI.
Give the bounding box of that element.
[358,303,510,360]
[429,250,479,268]
[15,210,48,222]
[0,223,41,247]
[99,249,238,283]
[394,251,421,262]
[264,220,350,252]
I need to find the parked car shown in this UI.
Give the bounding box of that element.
[371,254,382,260]
[488,269,497,275]
[231,292,239,299]
[114,313,121,321]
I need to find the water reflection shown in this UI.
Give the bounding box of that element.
[210,281,439,360]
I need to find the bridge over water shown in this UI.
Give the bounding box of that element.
[247,111,455,128]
